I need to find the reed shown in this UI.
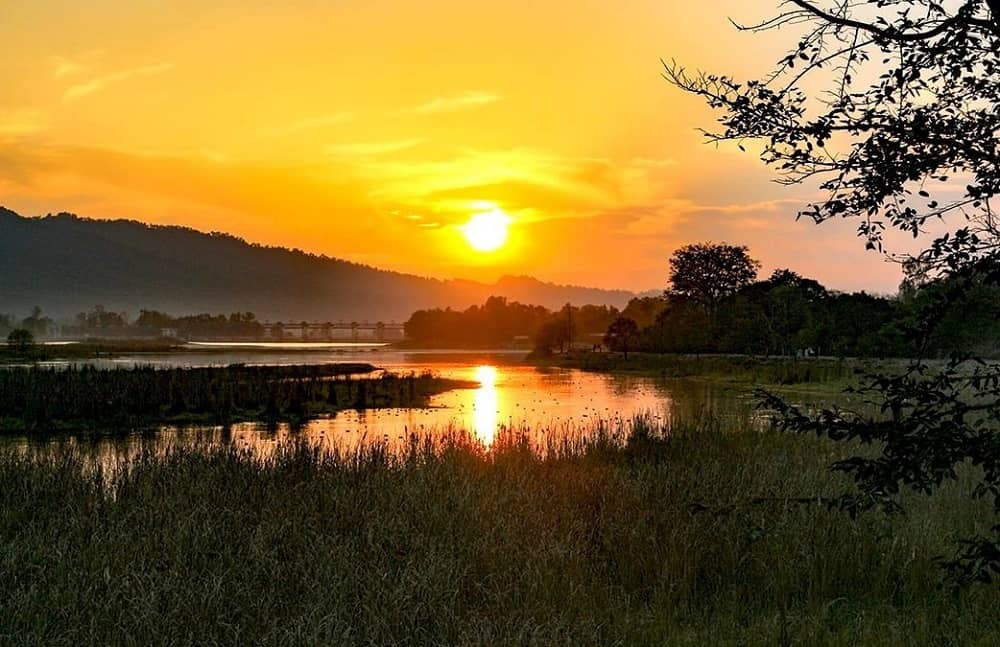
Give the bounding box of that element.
[1,416,997,645]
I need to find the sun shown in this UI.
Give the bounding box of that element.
[462,210,510,252]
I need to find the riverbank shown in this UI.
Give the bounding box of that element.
[527,350,902,389]
[0,338,392,363]
[3,417,997,645]
[0,364,477,433]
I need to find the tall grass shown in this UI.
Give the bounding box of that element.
[1,417,997,645]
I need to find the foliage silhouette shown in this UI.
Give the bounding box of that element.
[670,0,1000,584]
[667,242,760,310]
[604,317,640,358]
[5,329,35,356]
[405,296,618,349]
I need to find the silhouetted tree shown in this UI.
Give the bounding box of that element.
[533,319,571,355]
[6,329,35,355]
[136,309,174,330]
[604,317,640,359]
[667,243,760,311]
[405,297,583,349]
[20,306,52,338]
[75,305,129,335]
[621,296,668,328]
[670,0,1000,584]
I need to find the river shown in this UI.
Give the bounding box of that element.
[14,343,769,462]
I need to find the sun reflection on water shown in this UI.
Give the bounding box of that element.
[11,362,766,467]
[472,365,499,445]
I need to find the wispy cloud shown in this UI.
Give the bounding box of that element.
[398,91,500,116]
[63,63,174,101]
[0,108,46,136]
[327,139,423,156]
[50,56,89,80]
[265,112,355,137]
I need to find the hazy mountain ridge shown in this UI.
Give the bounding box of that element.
[0,208,635,321]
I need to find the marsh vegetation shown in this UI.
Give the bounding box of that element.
[2,417,998,645]
[0,364,475,432]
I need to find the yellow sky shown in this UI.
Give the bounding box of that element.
[0,0,903,293]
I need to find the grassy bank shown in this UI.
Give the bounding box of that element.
[0,364,475,433]
[529,351,892,388]
[2,418,998,645]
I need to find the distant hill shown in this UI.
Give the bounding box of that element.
[0,208,636,322]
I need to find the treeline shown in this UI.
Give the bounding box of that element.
[403,296,624,348]
[0,307,53,339]
[131,309,263,338]
[67,306,264,339]
[625,272,900,357]
[0,305,266,340]
[599,244,1000,359]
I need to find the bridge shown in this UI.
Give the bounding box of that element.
[260,321,406,342]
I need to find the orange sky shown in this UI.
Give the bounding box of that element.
[0,0,904,293]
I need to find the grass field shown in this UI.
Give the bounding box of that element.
[2,416,998,646]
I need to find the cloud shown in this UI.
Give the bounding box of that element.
[0,108,46,136]
[50,51,105,80]
[326,139,422,156]
[63,63,174,101]
[51,56,89,80]
[265,112,355,136]
[398,91,500,116]
[362,149,675,225]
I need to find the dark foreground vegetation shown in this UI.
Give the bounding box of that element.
[0,364,474,432]
[2,419,998,645]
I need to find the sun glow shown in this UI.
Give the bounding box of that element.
[462,210,510,253]
[472,365,499,445]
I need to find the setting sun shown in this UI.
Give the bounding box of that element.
[462,210,510,253]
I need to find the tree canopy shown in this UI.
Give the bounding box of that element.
[604,317,641,358]
[667,243,760,308]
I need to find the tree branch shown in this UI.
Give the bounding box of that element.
[786,0,998,40]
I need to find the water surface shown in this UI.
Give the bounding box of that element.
[15,347,764,461]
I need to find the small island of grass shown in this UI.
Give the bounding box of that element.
[0,363,478,433]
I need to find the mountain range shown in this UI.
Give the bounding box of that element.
[0,207,638,322]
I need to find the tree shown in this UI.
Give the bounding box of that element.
[667,243,760,310]
[604,317,640,359]
[756,270,829,356]
[136,309,174,330]
[533,319,570,355]
[670,0,1000,584]
[6,329,35,355]
[76,305,128,331]
[621,296,668,328]
[20,306,52,338]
